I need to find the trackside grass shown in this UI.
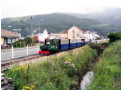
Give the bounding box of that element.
[87,40,121,90]
[4,45,98,90]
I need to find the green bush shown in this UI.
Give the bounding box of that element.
[12,41,24,47]
[88,40,121,90]
[4,45,98,90]
[88,43,101,50]
[108,32,121,42]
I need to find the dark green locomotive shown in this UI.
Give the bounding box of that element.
[40,39,60,51]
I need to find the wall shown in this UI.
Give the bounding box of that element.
[1,37,4,45]
[50,33,68,39]
[79,30,83,38]
[68,26,81,39]
[16,38,18,41]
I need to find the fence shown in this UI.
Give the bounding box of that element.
[1,45,40,61]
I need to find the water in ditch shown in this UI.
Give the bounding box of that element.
[80,71,94,90]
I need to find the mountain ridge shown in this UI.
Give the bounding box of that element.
[1,8,121,36]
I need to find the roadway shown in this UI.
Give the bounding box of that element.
[1,46,40,64]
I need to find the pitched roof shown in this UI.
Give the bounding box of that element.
[59,30,68,34]
[67,26,83,32]
[1,30,19,38]
[84,31,96,34]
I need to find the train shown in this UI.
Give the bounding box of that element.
[38,39,89,55]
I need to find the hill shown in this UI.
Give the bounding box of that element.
[1,10,121,37]
[1,13,102,37]
[66,8,121,25]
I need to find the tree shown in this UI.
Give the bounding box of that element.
[24,37,33,45]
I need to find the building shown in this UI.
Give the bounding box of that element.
[68,26,83,39]
[1,30,19,46]
[82,31,100,41]
[49,31,68,39]
[14,31,21,38]
[49,26,83,39]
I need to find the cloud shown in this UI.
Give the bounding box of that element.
[1,0,121,18]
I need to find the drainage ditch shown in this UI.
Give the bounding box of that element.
[78,43,108,90]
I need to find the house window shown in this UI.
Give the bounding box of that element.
[8,38,11,44]
[77,33,79,37]
[12,38,16,43]
[77,31,79,37]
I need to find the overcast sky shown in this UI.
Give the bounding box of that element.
[1,0,121,18]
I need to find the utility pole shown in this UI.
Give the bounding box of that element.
[39,21,40,33]
[31,16,33,46]
[39,21,41,44]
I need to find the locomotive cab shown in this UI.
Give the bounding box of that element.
[39,39,60,55]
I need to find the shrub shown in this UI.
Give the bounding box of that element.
[108,32,121,42]
[12,40,24,47]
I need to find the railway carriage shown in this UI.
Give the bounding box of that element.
[76,39,82,47]
[69,39,77,49]
[60,39,69,50]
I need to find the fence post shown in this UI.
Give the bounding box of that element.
[37,45,39,53]
[27,45,28,56]
[12,46,14,58]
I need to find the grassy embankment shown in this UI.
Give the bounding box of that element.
[4,45,98,90]
[88,40,121,90]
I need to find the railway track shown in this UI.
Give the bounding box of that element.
[1,55,41,71]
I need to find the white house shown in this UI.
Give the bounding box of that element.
[82,31,100,41]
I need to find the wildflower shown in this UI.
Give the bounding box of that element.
[71,64,75,68]
[24,86,30,89]
[55,71,57,73]
[49,83,52,85]
[23,86,28,88]
[31,85,35,88]
[21,65,26,68]
[50,55,53,58]
[16,67,21,70]
[68,59,72,62]
[55,79,58,81]
[73,81,76,83]
[64,61,70,64]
